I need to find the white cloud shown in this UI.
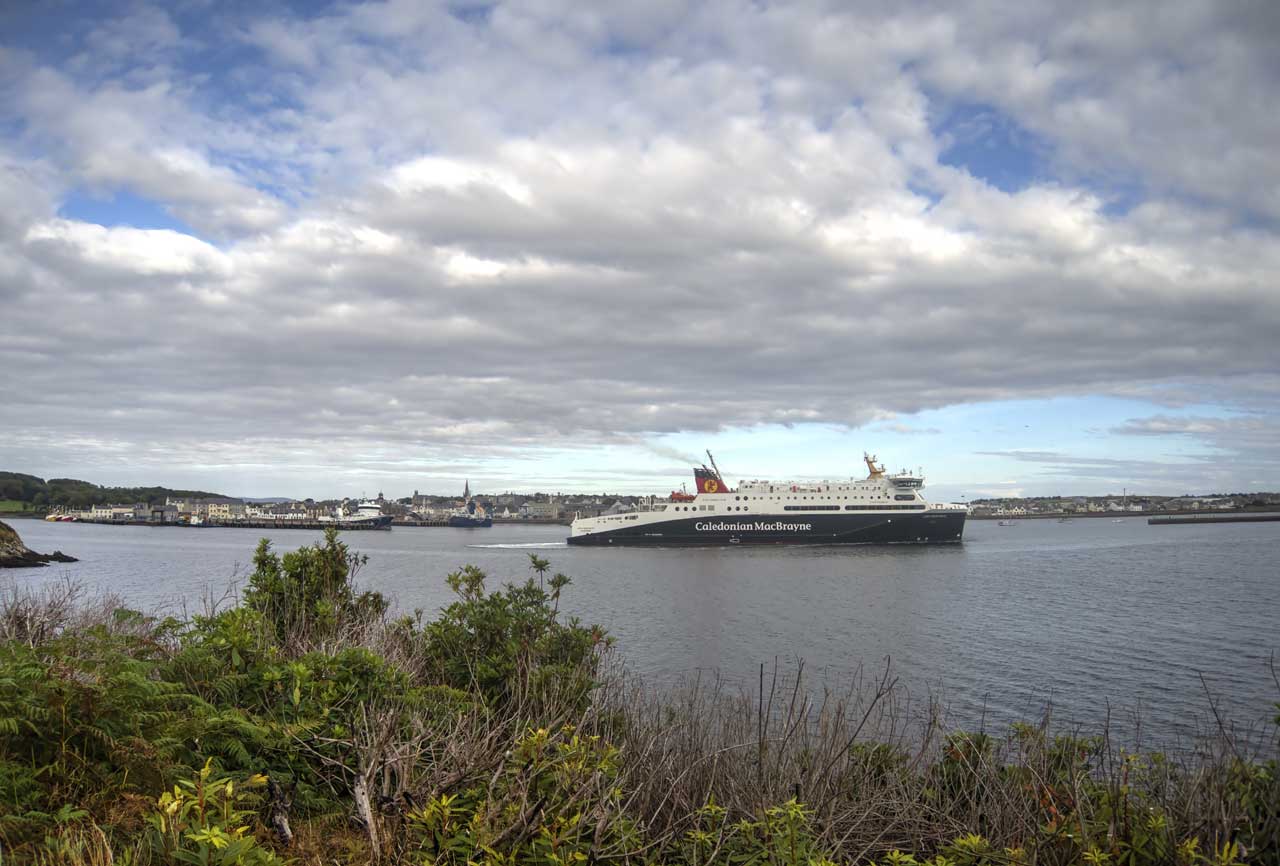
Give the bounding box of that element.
[0,0,1277,492]
[24,219,231,277]
[388,156,534,205]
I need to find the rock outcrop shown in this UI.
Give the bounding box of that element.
[0,520,78,568]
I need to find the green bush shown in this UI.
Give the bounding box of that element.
[243,527,387,646]
[0,630,197,844]
[404,724,636,865]
[419,559,608,707]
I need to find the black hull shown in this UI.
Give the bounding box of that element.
[566,511,965,546]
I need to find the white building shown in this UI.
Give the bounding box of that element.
[522,500,561,519]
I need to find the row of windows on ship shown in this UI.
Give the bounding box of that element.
[729,493,917,501]
[741,484,897,493]
[672,503,927,512]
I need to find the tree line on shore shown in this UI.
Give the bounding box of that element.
[0,531,1277,865]
[0,472,225,512]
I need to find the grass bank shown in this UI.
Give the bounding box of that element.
[0,530,1276,865]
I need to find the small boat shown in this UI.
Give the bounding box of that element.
[998,520,1017,526]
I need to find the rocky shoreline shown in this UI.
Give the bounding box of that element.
[0,519,78,568]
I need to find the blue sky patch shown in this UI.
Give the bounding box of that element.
[935,101,1050,193]
[59,189,199,236]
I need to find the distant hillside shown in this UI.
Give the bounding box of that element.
[0,472,226,511]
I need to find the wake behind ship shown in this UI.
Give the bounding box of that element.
[567,453,965,546]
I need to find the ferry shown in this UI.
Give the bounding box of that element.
[567,452,966,546]
[321,500,393,529]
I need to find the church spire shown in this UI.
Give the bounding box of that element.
[463,479,471,500]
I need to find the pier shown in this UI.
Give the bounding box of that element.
[45,516,572,530]
[64,518,392,530]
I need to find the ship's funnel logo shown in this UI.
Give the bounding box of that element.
[694,467,722,494]
[694,465,724,494]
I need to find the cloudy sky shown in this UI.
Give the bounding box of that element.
[1,0,1277,500]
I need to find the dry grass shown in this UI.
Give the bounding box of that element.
[0,576,160,647]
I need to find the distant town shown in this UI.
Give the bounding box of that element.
[966,491,1280,518]
[43,488,604,526]
[3,472,688,526]
[3,469,1277,526]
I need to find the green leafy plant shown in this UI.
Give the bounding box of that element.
[404,724,635,866]
[145,759,282,866]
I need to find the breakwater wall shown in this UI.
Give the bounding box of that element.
[43,516,573,530]
[1149,513,1280,525]
[973,508,1265,520]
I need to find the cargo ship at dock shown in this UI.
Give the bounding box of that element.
[318,500,393,529]
[567,452,965,546]
[447,481,492,528]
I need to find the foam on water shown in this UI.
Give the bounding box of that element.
[467,542,568,549]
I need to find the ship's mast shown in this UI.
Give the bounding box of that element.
[706,450,726,485]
